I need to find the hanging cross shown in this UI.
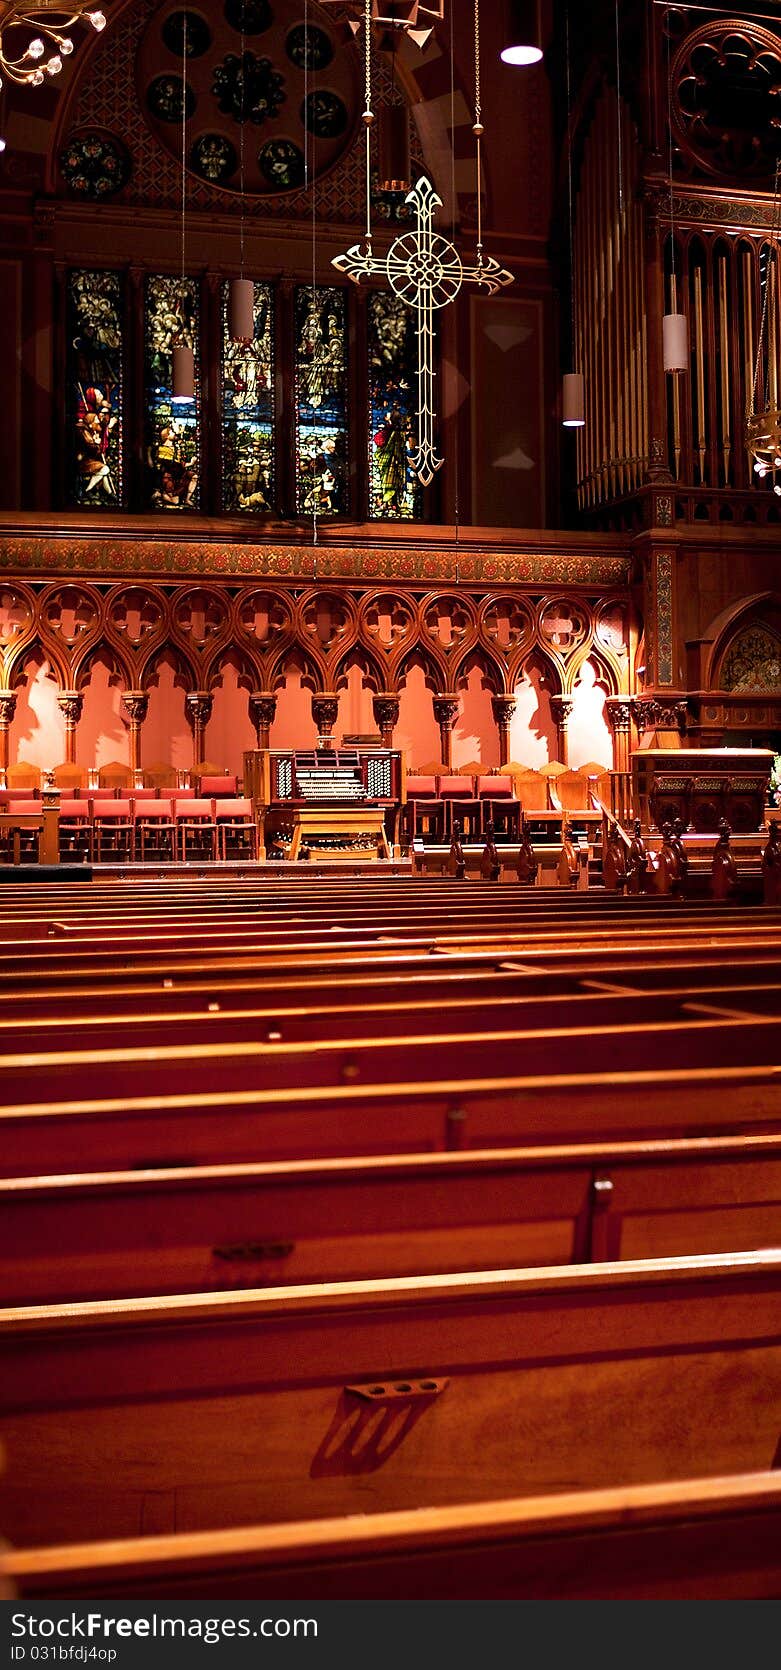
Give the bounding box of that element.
[333,175,513,486]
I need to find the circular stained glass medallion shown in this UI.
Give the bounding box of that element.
[147,74,196,122]
[212,51,286,123]
[224,0,273,35]
[301,89,347,138]
[190,131,237,180]
[162,9,211,57]
[258,136,304,189]
[59,131,131,198]
[286,22,332,70]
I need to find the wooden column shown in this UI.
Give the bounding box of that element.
[185,691,213,768]
[491,695,517,767]
[57,691,83,766]
[0,691,17,779]
[121,690,149,777]
[249,692,277,750]
[372,693,399,749]
[550,695,574,767]
[433,694,459,771]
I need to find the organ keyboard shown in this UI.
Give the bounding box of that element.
[243,748,405,860]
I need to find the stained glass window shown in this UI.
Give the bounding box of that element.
[368,290,422,520]
[222,281,275,513]
[144,274,200,509]
[294,285,348,517]
[67,271,123,507]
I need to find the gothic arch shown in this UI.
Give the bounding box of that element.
[139,641,199,693]
[72,637,134,692]
[333,643,387,697]
[6,635,71,690]
[706,591,781,689]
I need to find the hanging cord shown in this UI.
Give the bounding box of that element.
[565,4,575,356]
[180,11,187,299]
[305,0,319,550]
[239,14,245,278]
[450,0,460,543]
[363,0,373,250]
[473,0,484,273]
[615,0,623,215]
[666,17,676,297]
[750,161,781,419]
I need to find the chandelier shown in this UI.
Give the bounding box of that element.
[0,0,105,89]
[747,159,781,491]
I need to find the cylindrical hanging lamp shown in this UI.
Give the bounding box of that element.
[228,276,255,343]
[500,0,543,66]
[377,102,411,193]
[663,311,688,374]
[171,343,195,402]
[562,371,585,427]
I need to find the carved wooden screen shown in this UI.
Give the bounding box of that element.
[367,290,421,521]
[143,274,200,510]
[66,271,124,509]
[221,279,275,514]
[293,285,349,517]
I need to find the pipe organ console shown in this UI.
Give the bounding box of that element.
[243,749,405,860]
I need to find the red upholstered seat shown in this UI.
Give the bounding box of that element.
[214,797,257,861]
[200,774,238,797]
[133,798,175,862]
[406,776,438,799]
[58,799,92,860]
[0,788,38,804]
[174,797,217,861]
[477,774,514,798]
[91,799,134,862]
[130,788,159,802]
[438,775,474,798]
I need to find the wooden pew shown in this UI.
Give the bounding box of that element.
[6,1473,781,1599]
[3,1134,781,1304]
[1,1251,780,1547]
[1,1012,780,1114]
[2,1058,781,1178]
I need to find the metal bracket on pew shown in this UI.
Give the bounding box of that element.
[212,1240,295,1262]
[446,1105,468,1149]
[588,1174,615,1262]
[345,1377,449,1403]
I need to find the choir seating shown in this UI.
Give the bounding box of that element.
[6,1473,780,1600]
[1,1251,779,1548]
[174,797,218,862]
[133,797,176,863]
[90,798,134,863]
[214,797,258,861]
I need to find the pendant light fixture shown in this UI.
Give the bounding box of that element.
[228,8,254,344]
[171,10,194,402]
[662,22,688,375]
[561,5,584,428]
[499,0,542,67]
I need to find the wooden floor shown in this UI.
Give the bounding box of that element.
[1,875,780,1599]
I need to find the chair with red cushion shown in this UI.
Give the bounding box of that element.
[476,773,522,838]
[58,798,93,862]
[403,774,443,842]
[200,774,238,798]
[133,797,176,863]
[174,797,217,862]
[214,797,257,862]
[438,775,480,839]
[90,798,134,863]
[1,798,43,862]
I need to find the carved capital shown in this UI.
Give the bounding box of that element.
[550,694,575,729]
[633,697,688,733]
[372,694,400,732]
[491,694,517,729]
[0,691,17,731]
[432,695,460,731]
[312,694,339,744]
[249,692,278,732]
[185,691,214,730]
[121,690,149,727]
[605,697,632,734]
[57,690,83,728]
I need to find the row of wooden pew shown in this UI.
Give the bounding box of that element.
[1,875,780,1599]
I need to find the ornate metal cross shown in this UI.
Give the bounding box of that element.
[333,175,513,486]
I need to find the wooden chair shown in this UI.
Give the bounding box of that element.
[133,797,176,863]
[6,763,40,791]
[175,797,218,862]
[214,798,258,862]
[90,798,134,863]
[200,774,239,798]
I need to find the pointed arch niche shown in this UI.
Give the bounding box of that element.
[208,657,257,780]
[453,663,500,769]
[143,652,193,772]
[9,653,67,770]
[567,659,613,770]
[396,656,441,769]
[75,651,130,770]
[509,655,558,767]
[270,653,319,753]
